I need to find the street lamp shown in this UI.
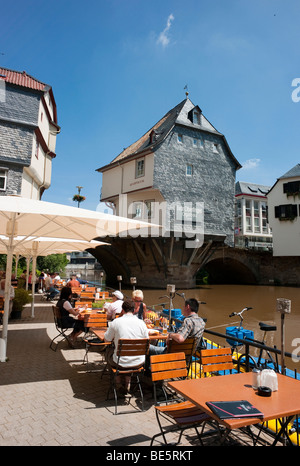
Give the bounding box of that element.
[117,275,122,291]
[130,276,137,291]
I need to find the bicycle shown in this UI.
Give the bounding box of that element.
[227,307,279,373]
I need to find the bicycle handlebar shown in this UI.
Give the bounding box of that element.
[229,306,252,318]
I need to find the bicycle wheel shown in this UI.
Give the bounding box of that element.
[237,353,258,373]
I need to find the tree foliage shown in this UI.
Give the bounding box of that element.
[37,254,69,273]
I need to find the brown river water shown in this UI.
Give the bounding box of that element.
[121,284,300,371]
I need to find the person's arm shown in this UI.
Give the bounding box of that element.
[104,323,114,343]
[63,300,79,317]
[167,332,185,344]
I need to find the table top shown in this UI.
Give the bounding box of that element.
[91,328,168,341]
[168,372,300,430]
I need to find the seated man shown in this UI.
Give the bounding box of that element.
[149,298,205,355]
[104,299,149,394]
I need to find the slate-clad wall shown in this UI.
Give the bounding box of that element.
[153,125,236,246]
[0,83,40,196]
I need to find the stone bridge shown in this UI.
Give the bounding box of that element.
[90,236,300,289]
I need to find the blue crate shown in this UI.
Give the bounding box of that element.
[162,309,182,319]
[226,326,254,347]
[163,309,184,329]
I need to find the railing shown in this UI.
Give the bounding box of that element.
[203,328,300,377]
[200,329,300,446]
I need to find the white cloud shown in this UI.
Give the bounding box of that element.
[241,158,261,170]
[157,14,174,48]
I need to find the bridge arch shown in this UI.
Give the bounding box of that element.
[201,253,258,285]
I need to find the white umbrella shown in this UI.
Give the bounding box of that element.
[0,196,155,361]
[0,235,107,318]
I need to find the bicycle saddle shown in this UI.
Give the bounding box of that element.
[259,322,277,332]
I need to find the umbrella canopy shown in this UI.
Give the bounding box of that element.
[0,195,151,240]
[0,235,107,319]
[0,196,156,361]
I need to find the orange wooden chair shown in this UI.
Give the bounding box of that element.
[150,352,211,445]
[82,313,109,370]
[198,347,234,377]
[107,338,150,415]
[167,336,198,373]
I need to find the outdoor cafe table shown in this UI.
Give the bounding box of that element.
[92,327,169,342]
[168,372,300,446]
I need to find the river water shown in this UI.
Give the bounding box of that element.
[121,284,300,371]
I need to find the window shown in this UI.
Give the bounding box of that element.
[0,168,7,190]
[132,202,143,218]
[186,164,193,176]
[193,138,197,147]
[275,204,298,220]
[135,159,144,178]
[35,140,39,159]
[193,110,200,125]
[283,181,300,195]
[145,200,154,219]
[177,134,183,143]
[213,143,219,153]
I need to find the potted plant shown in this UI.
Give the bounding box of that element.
[11,288,31,319]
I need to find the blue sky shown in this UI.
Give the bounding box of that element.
[1,0,300,211]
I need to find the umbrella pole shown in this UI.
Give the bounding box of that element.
[31,253,37,318]
[0,245,13,362]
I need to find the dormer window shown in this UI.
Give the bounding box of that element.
[150,130,157,144]
[193,110,200,125]
[188,105,202,125]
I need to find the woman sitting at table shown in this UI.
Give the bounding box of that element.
[132,289,147,320]
[56,287,85,342]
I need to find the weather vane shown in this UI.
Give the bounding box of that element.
[184,84,189,97]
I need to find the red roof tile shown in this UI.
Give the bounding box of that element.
[0,67,48,91]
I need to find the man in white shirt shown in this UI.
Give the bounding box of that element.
[104,299,149,394]
[104,290,124,320]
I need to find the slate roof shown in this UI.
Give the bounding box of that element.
[279,164,300,179]
[268,164,300,194]
[235,181,270,197]
[0,66,58,125]
[97,97,241,172]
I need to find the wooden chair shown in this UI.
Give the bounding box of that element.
[85,287,96,292]
[150,352,211,446]
[71,287,82,294]
[49,305,74,351]
[107,338,150,415]
[198,347,234,377]
[82,313,109,370]
[74,301,90,308]
[80,292,94,300]
[167,336,198,373]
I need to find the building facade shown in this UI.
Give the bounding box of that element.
[235,181,272,251]
[0,67,59,199]
[267,164,300,256]
[95,96,241,288]
[98,95,241,247]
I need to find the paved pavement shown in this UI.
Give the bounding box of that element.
[0,297,269,448]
